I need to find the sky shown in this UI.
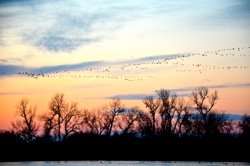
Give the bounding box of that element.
[0,0,250,130]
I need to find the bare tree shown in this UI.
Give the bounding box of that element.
[40,110,57,138]
[80,109,93,133]
[157,89,177,135]
[192,87,219,136]
[142,90,192,136]
[137,110,154,137]
[143,96,160,134]
[48,93,67,141]
[105,98,124,136]
[174,97,192,136]
[81,109,108,135]
[118,107,143,135]
[192,87,218,122]
[12,99,39,143]
[63,102,81,139]
[41,93,81,141]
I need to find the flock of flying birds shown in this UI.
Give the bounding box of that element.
[4,45,250,82]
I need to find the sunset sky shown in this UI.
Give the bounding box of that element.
[0,0,250,130]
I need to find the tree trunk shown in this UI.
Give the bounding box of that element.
[58,114,61,142]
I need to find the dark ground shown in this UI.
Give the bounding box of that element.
[0,134,249,162]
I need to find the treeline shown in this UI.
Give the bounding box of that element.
[0,87,250,161]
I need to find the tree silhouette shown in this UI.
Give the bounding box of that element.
[48,93,67,141]
[0,130,20,145]
[205,112,231,138]
[192,87,218,136]
[118,106,143,135]
[143,96,160,134]
[41,93,81,141]
[105,98,124,136]
[174,97,192,136]
[192,87,218,121]
[40,110,57,139]
[157,89,177,135]
[63,102,81,139]
[12,99,39,143]
[239,114,250,138]
[81,109,107,135]
[137,110,153,137]
[2,88,250,161]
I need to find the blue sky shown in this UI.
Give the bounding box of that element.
[0,0,249,67]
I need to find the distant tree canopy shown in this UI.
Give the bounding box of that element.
[9,87,249,142]
[239,114,250,138]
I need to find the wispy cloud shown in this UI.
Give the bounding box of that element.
[105,92,189,101]
[106,94,151,100]
[0,58,23,64]
[106,83,250,100]
[208,83,250,89]
[22,10,112,52]
[172,83,250,94]
[0,91,35,96]
[217,0,250,21]
[158,83,250,97]
[180,0,250,31]
[141,54,181,61]
[0,64,27,74]
[0,61,103,74]
[0,53,182,74]
[0,0,249,60]
[0,0,146,52]
[0,0,31,4]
